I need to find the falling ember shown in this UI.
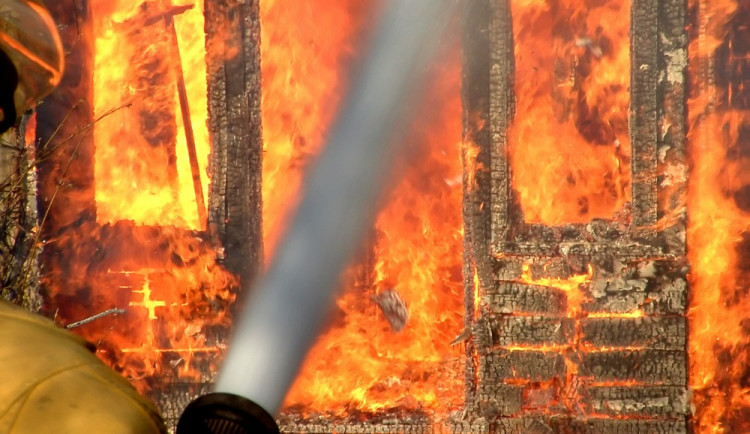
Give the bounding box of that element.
[687,0,750,431]
[509,0,631,224]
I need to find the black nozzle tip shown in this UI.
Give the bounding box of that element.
[176,392,280,434]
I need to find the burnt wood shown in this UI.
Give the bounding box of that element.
[204,0,263,287]
[463,0,690,430]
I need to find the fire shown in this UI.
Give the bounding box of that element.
[93,0,209,229]
[687,0,750,431]
[509,0,631,224]
[259,1,465,417]
[43,0,237,395]
[260,0,378,257]
[520,262,592,317]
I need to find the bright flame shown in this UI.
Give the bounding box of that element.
[687,0,750,430]
[260,0,378,257]
[509,0,631,224]
[92,0,209,228]
[43,0,237,396]
[520,262,593,317]
[281,57,465,417]
[258,0,465,417]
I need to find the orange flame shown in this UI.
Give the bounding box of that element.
[260,0,378,257]
[509,0,631,224]
[93,0,209,229]
[687,0,750,430]
[257,1,464,417]
[281,57,465,418]
[41,0,238,395]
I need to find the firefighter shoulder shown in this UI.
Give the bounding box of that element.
[0,300,166,433]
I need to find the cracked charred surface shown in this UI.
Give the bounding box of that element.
[462,0,689,432]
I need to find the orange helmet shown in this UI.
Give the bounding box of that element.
[0,0,63,131]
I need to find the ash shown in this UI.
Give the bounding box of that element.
[371,288,409,332]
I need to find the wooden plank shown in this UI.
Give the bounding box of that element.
[485,283,566,315]
[655,0,688,256]
[476,384,523,417]
[580,316,686,351]
[579,350,687,386]
[204,0,263,286]
[483,349,565,382]
[494,417,686,433]
[630,0,660,238]
[582,385,689,417]
[487,0,514,250]
[462,0,493,408]
[490,316,574,347]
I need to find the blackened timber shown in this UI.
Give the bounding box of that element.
[580,316,686,351]
[476,384,523,417]
[204,0,263,285]
[485,283,568,315]
[462,0,493,413]
[579,349,687,386]
[494,418,687,434]
[656,0,688,256]
[489,316,574,347]
[630,0,660,239]
[484,349,565,381]
[487,0,514,249]
[583,385,689,417]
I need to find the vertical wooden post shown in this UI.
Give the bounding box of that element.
[204,0,263,290]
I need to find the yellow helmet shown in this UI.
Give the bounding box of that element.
[0,300,167,433]
[0,0,63,131]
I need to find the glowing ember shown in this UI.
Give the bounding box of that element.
[509,0,631,224]
[687,0,750,431]
[520,262,592,317]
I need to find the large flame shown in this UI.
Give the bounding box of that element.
[259,0,465,419]
[93,0,209,229]
[44,0,237,395]
[509,0,631,224]
[260,0,378,257]
[687,0,750,431]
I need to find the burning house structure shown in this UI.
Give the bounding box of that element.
[0,0,747,432]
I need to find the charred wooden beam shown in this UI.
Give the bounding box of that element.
[630,0,660,239]
[461,0,493,411]
[204,0,263,288]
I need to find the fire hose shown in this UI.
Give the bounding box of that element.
[177,1,457,432]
